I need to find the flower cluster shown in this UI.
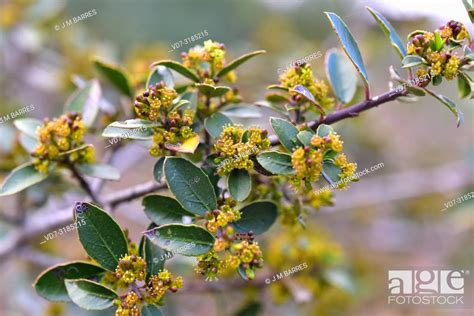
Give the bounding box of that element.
[195,239,264,281]
[115,255,146,286]
[226,240,264,280]
[204,198,241,233]
[279,63,334,110]
[181,40,236,81]
[194,250,222,281]
[134,82,196,156]
[290,133,355,192]
[214,124,271,175]
[114,291,140,316]
[32,113,94,173]
[333,153,357,189]
[144,269,183,304]
[407,20,471,81]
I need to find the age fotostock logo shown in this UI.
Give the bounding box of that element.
[388,269,470,307]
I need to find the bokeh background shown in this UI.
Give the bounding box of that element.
[0,0,473,315]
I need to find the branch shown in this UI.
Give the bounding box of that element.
[0,180,167,262]
[269,89,405,145]
[107,181,167,208]
[67,163,100,204]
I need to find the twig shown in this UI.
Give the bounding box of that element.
[269,89,405,145]
[67,163,100,204]
[107,181,167,209]
[0,180,167,262]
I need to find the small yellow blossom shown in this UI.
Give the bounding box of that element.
[32,113,95,173]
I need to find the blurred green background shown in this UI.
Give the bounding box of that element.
[0,0,473,315]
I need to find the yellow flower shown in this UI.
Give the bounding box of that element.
[214,125,270,175]
[134,84,196,157]
[32,113,94,173]
[430,61,442,76]
[444,55,460,80]
[115,291,140,316]
[328,134,343,152]
[115,255,146,286]
[280,63,334,110]
[145,269,182,303]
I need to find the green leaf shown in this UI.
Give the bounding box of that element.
[180,91,198,111]
[169,99,190,112]
[296,130,314,146]
[93,59,132,97]
[228,169,252,201]
[147,65,174,88]
[406,86,426,96]
[217,50,266,77]
[291,85,315,103]
[34,261,105,302]
[221,105,261,118]
[195,83,231,97]
[291,85,325,113]
[64,80,101,127]
[463,0,474,23]
[153,157,165,182]
[143,195,194,225]
[164,157,217,215]
[76,163,120,180]
[105,119,160,129]
[325,12,369,89]
[270,117,301,152]
[204,112,232,138]
[65,279,117,310]
[141,304,163,316]
[401,55,428,68]
[144,237,167,277]
[316,124,335,137]
[202,165,220,197]
[75,202,128,271]
[464,46,474,61]
[233,201,277,235]
[256,151,295,175]
[366,7,407,58]
[151,60,200,82]
[145,224,214,256]
[266,84,289,92]
[102,120,156,140]
[325,48,358,104]
[432,75,443,86]
[13,118,42,139]
[458,73,472,98]
[265,93,290,103]
[18,133,38,152]
[0,163,48,196]
[424,89,464,127]
[434,32,445,51]
[322,161,342,184]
